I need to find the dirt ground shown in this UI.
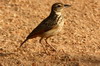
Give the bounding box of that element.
[0,0,100,66]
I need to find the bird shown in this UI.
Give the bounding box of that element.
[20,3,71,51]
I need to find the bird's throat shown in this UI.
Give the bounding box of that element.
[49,10,62,18]
[55,12,61,15]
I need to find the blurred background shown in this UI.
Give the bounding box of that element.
[0,0,100,66]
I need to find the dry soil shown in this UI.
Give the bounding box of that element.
[0,0,100,66]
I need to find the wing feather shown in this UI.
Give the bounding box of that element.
[26,18,56,39]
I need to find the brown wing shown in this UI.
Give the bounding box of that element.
[26,18,57,39]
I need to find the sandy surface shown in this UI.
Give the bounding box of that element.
[0,0,100,66]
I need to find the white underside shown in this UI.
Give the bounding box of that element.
[43,19,64,37]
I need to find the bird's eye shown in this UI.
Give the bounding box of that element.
[57,5,61,7]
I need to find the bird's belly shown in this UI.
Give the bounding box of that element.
[43,21,64,37]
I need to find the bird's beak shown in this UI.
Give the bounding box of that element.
[64,4,71,7]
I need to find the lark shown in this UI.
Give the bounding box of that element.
[20,3,71,51]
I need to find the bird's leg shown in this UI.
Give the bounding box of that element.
[39,37,50,54]
[45,37,57,51]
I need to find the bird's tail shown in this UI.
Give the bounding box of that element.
[20,38,28,47]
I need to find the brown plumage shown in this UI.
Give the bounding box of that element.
[20,3,71,50]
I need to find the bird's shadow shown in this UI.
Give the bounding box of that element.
[79,55,100,64]
[0,52,15,56]
[62,53,100,64]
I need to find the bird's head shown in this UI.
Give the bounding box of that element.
[51,3,71,13]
